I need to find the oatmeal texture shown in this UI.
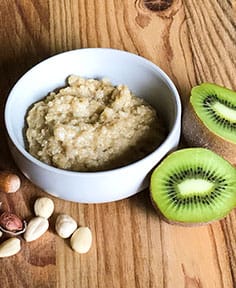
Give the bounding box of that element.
[26,76,166,171]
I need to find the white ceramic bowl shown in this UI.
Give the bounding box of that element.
[5,48,181,203]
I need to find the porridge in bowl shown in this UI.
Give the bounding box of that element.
[26,76,166,171]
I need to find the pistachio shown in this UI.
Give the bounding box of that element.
[70,227,92,254]
[0,171,21,193]
[0,237,21,257]
[24,216,49,242]
[0,231,3,238]
[34,197,54,219]
[55,214,77,239]
[0,212,27,236]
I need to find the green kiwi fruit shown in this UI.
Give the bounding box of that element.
[183,83,236,166]
[150,148,236,225]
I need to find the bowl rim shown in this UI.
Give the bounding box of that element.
[4,48,182,177]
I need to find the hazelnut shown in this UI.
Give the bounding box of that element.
[0,171,21,193]
[34,197,54,219]
[55,214,77,239]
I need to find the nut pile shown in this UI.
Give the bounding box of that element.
[0,172,24,257]
[0,171,92,257]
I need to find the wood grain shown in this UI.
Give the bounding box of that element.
[0,0,235,287]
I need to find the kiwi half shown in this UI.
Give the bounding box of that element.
[150,148,236,225]
[183,83,236,166]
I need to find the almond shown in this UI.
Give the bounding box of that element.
[24,216,49,242]
[70,227,92,254]
[0,237,21,257]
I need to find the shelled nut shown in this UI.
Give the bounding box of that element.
[34,197,54,219]
[0,237,21,257]
[55,214,77,239]
[70,227,92,254]
[24,216,49,242]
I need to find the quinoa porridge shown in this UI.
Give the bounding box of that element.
[26,76,166,171]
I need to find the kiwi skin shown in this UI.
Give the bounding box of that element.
[182,89,236,167]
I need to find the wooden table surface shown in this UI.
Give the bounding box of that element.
[0,1,235,287]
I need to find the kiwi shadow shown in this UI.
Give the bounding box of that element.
[129,187,158,217]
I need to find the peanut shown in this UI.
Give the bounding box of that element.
[0,212,23,232]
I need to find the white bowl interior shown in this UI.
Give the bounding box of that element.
[6,49,178,151]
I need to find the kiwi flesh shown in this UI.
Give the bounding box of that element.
[183,83,236,166]
[150,148,236,225]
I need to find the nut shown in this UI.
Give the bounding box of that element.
[55,214,77,239]
[0,237,21,257]
[0,212,27,236]
[70,227,92,254]
[0,212,23,231]
[0,171,21,193]
[24,216,49,242]
[34,197,54,219]
[0,231,3,238]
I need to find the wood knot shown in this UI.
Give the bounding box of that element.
[135,0,181,24]
[143,0,173,12]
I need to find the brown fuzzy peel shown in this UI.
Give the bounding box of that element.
[182,102,236,167]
